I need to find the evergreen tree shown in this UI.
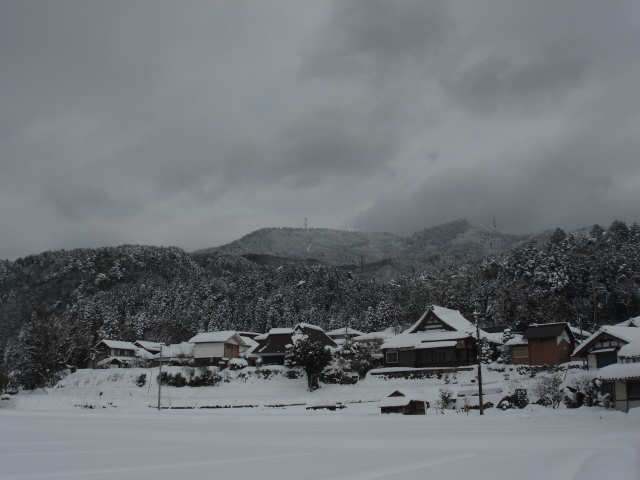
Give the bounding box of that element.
[284,335,333,391]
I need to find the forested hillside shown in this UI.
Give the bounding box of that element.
[1,220,639,388]
[196,219,559,274]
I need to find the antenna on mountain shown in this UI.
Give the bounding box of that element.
[493,215,497,229]
[305,218,307,230]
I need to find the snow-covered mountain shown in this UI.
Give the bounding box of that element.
[194,219,559,274]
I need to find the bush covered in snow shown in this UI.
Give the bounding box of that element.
[228,358,248,371]
[333,342,381,379]
[531,374,564,408]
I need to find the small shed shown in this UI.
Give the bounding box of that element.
[379,389,429,415]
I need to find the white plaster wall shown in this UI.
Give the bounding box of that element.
[194,343,225,359]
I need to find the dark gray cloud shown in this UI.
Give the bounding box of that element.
[272,109,399,187]
[304,0,452,78]
[445,40,592,114]
[1,1,639,259]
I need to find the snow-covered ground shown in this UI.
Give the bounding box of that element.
[2,366,640,480]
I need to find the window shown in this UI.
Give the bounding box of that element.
[386,351,398,364]
[627,380,640,400]
[513,346,529,359]
[421,348,456,365]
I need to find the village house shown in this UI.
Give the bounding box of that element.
[573,317,640,369]
[92,340,139,369]
[188,331,249,367]
[380,306,500,369]
[249,323,337,365]
[509,322,576,366]
[153,342,194,366]
[598,339,640,412]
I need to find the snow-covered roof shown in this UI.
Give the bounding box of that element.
[156,343,194,358]
[574,325,640,357]
[569,326,592,338]
[96,356,136,367]
[405,306,473,334]
[615,316,640,327]
[505,335,527,346]
[379,389,429,407]
[618,340,640,359]
[188,331,245,344]
[326,327,366,337]
[268,328,294,335]
[414,340,457,349]
[239,335,258,348]
[135,341,163,352]
[598,362,640,380]
[383,330,471,349]
[352,332,392,342]
[99,340,138,351]
[523,323,573,340]
[242,342,260,358]
[295,323,325,332]
[136,348,155,360]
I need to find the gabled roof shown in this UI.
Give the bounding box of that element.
[573,325,640,357]
[379,389,428,407]
[406,306,474,334]
[523,323,574,341]
[382,306,500,350]
[188,331,246,345]
[98,340,138,351]
[295,324,338,347]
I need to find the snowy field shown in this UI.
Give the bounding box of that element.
[2,367,640,480]
[2,407,640,480]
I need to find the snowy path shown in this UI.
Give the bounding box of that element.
[1,407,639,480]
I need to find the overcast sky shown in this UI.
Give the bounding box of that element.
[2,1,639,260]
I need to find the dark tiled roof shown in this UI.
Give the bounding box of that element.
[254,324,337,356]
[523,323,574,341]
[254,333,292,355]
[296,324,338,348]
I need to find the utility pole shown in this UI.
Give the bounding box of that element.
[157,344,162,411]
[474,309,484,415]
